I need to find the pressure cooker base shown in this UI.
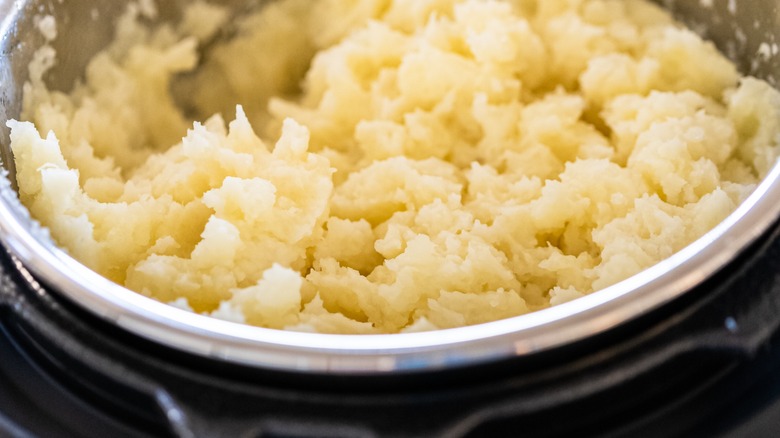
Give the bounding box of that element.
[3,217,780,437]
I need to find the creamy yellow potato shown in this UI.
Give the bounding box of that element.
[8,0,780,333]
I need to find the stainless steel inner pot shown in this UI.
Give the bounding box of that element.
[1,0,779,374]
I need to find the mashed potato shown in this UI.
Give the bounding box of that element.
[8,0,780,333]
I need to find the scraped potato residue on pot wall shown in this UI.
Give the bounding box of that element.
[8,0,780,333]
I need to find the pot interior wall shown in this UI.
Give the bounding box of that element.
[1,0,779,176]
[0,0,251,177]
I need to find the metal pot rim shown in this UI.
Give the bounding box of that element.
[1,0,780,374]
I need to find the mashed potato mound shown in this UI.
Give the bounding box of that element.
[8,0,780,333]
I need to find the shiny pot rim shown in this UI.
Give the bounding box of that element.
[0,0,778,374]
